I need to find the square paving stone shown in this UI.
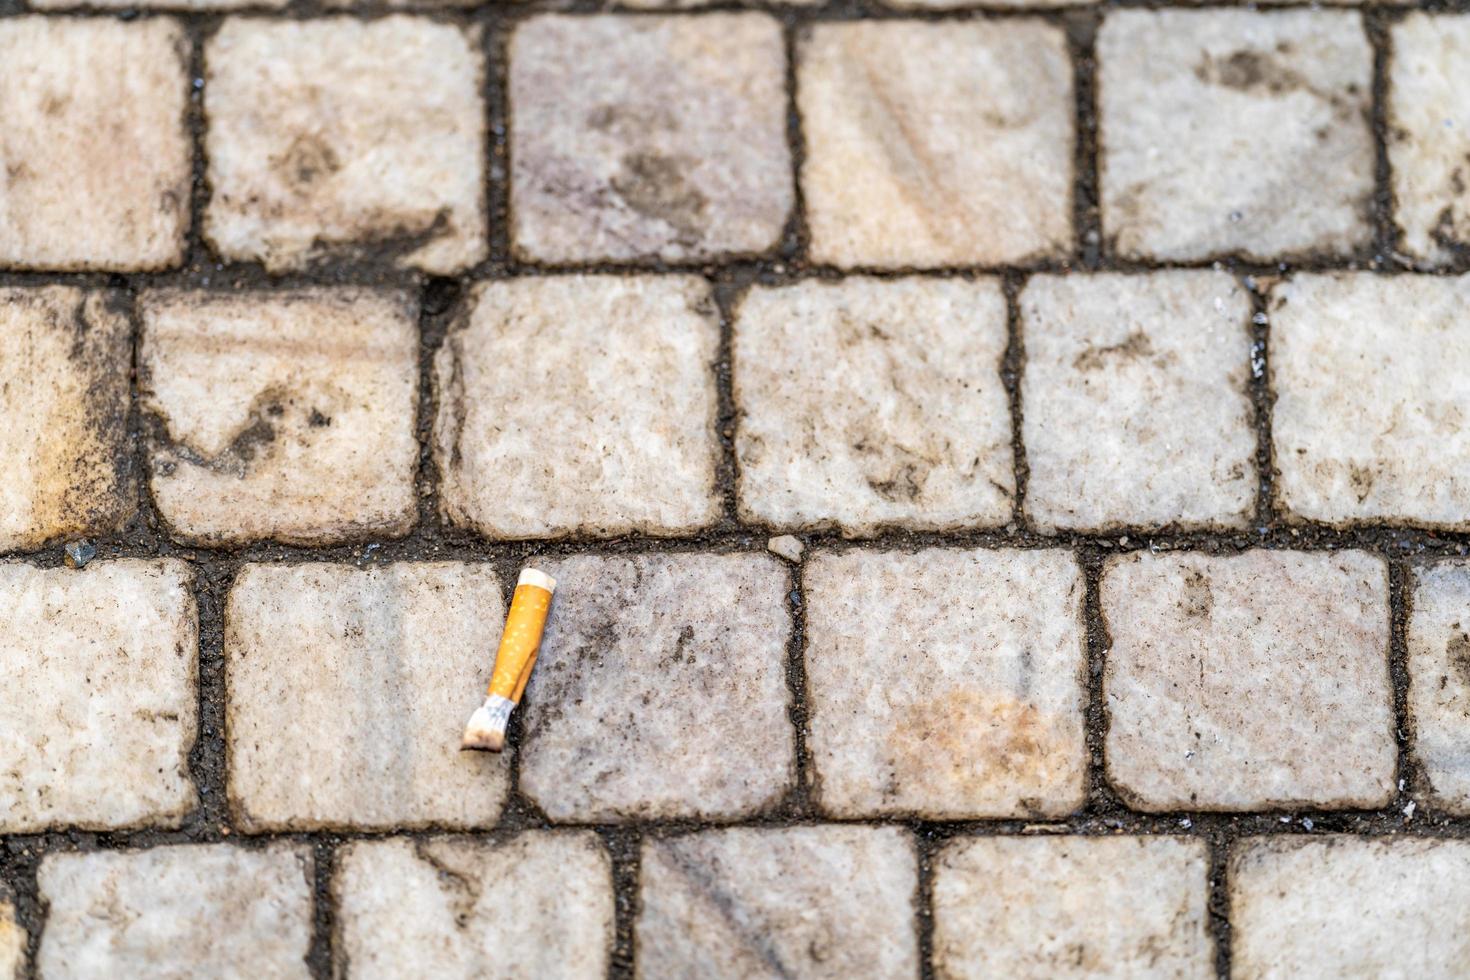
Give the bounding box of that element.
[1271,274,1470,527]
[1099,10,1373,261]
[933,836,1214,979]
[0,287,134,551]
[38,844,312,980]
[140,290,419,546]
[1407,561,1470,814]
[0,560,196,833]
[225,562,509,831]
[1021,271,1256,531]
[519,553,793,822]
[734,277,1013,535]
[337,834,613,979]
[1231,837,1470,978]
[434,276,721,539]
[204,17,486,273]
[799,21,1073,268]
[1103,550,1395,811]
[636,826,918,979]
[0,18,190,270]
[510,14,791,264]
[804,548,1087,819]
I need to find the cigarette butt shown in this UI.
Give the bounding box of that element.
[462,568,556,752]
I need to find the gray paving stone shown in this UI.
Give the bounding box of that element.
[0,560,196,833]
[734,277,1013,535]
[1021,272,1256,531]
[336,834,613,980]
[519,553,793,822]
[933,836,1214,979]
[510,14,791,263]
[805,548,1087,819]
[226,562,509,831]
[1104,550,1395,811]
[636,826,918,980]
[1407,561,1470,813]
[1099,10,1373,261]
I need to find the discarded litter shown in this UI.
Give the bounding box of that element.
[63,539,96,569]
[461,567,556,753]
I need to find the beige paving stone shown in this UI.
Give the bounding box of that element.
[519,553,793,822]
[805,548,1086,819]
[226,562,509,831]
[38,844,312,979]
[734,278,1013,535]
[1231,836,1470,978]
[434,276,720,540]
[0,287,134,552]
[1021,271,1256,532]
[1104,550,1394,811]
[933,836,1214,979]
[799,22,1073,268]
[510,14,791,263]
[636,826,918,979]
[0,18,190,271]
[0,560,196,833]
[337,834,613,980]
[1391,15,1470,265]
[204,18,486,273]
[1272,274,1470,528]
[1099,10,1373,261]
[1407,561,1470,813]
[140,290,419,546]
[0,885,23,980]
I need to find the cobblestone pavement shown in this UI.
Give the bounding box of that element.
[3,1,1470,977]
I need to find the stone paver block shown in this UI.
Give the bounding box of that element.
[337,834,613,980]
[0,18,189,270]
[933,836,1214,979]
[1099,10,1373,261]
[799,22,1073,268]
[1104,550,1395,811]
[510,14,791,263]
[1231,837,1470,978]
[0,287,134,551]
[1408,561,1470,813]
[434,276,720,539]
[1272,274,1470,527]
[38,844,312,980]
[226,563,509,831]
[805,548,1086,819]
[0,884,23,980]
[520,553,793,822]
[1021,272,1256,531]
[140,290,419,546]
[205,18,486,273]
[636,826,918,979]
[0,560,196,833]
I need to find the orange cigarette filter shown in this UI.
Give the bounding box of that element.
[461,568,556,752]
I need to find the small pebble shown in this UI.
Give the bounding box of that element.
[766,535,804,563]
[63,539,96,569]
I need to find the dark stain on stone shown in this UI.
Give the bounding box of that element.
[1181,569,1213,619]
[1348,462,1377,504]
[1448,625,1470,687]
[866,462,925,503]
[307,409,332,428]
[610,152,707,241]
[1196,50,1302,96]
[1073,330,1154,371]
[276,134,341,189]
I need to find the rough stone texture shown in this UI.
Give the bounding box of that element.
[1231,837,1470,978]
[510,14,791,263]
[805,549,1086,819]
[636,826,918,979]
[0,560,196,833]
[0,885,23,980]
[0,287,134,551]
[38,844,313,980]
[1407,561,1470,813]
[734,278,1013,535]
[337,834,613,980]
[933,836,1214,979]
[1104,550,1395,811]
[139,290,420,546]
[1271,274,1470,527]
[1390,15,1470,265]
[519,553,793,822]
[434,276,720,539]
[204,18,486,273]
[0,18,190,270]
[1099,10,1374,261]
[799,22,1073,268]
[1021,272,1256,531]
[226,562,509,831]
